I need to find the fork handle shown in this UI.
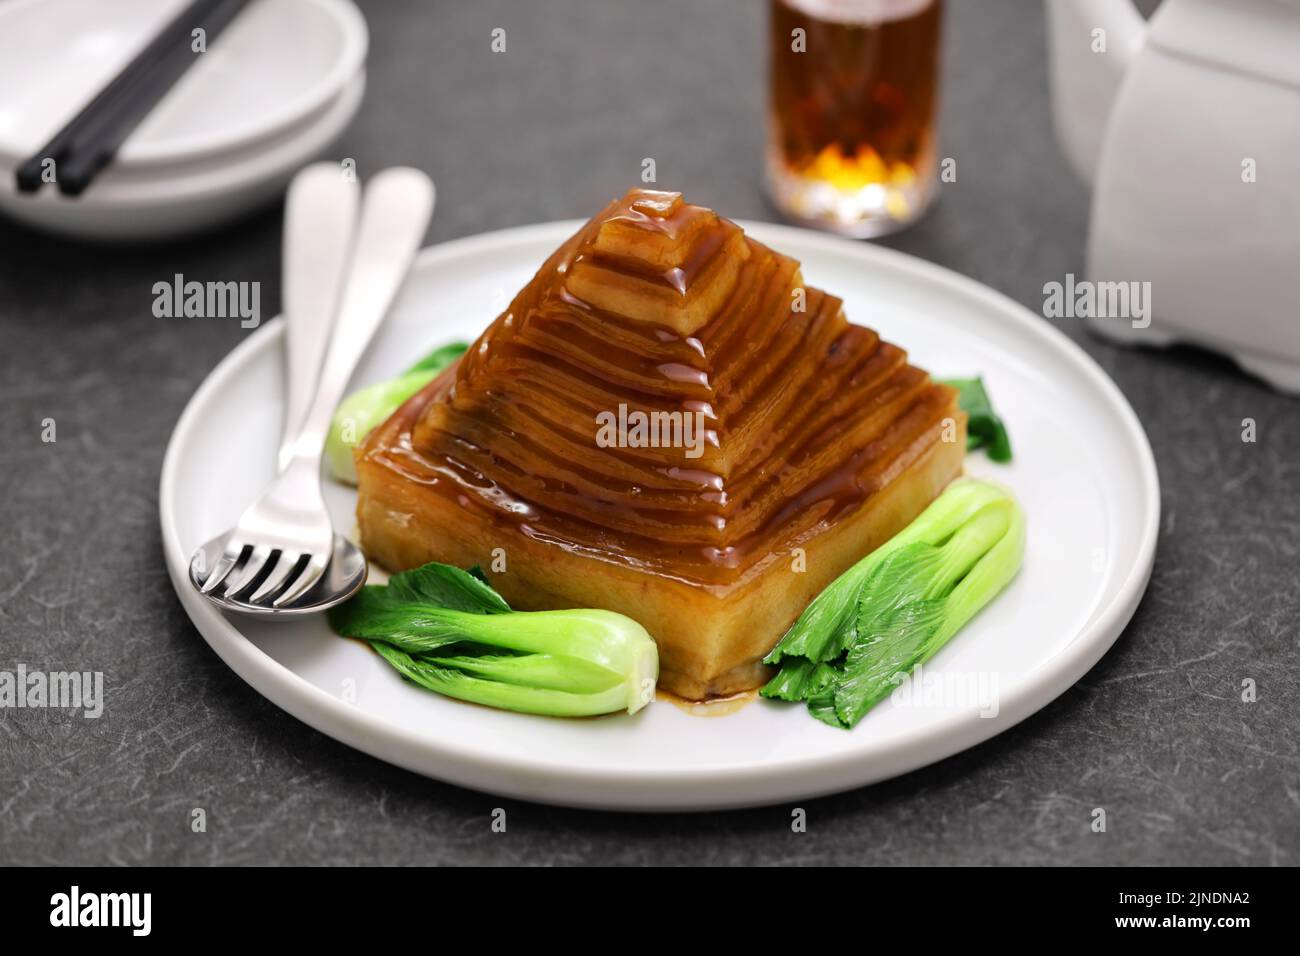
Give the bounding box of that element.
[278,163,360,471]
[284,167,436,468]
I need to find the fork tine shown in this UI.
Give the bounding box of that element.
[225,544,274,598]
[248,551,303,605]
[272,552,329,608]
[200,545,245,594]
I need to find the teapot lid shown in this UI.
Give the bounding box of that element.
[1151,0,1300,91]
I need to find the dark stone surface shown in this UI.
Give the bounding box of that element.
[0,0,1295,865]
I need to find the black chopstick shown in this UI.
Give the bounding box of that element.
[15,0,250,197]
[56,0,251,196]
[14,0,222,193]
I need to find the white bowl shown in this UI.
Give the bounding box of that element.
[0,0,368,168]
[0,69,365,240]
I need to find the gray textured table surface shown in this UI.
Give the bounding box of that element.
[1,0,1296,866]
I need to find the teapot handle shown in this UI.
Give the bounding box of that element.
[1045,0,1146,186]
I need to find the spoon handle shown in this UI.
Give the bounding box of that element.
[278,163,360,471]
[284,167,436,467]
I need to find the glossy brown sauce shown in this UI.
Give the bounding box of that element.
[656,688,758,718]
[359,188,958,589]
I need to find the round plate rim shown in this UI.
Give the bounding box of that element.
[159,218,1160,811]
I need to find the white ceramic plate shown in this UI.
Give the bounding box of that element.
[0,0,367,166]
[160,221,1160,811]
[0,70,365,240]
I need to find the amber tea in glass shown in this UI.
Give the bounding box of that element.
[767,0,943,237]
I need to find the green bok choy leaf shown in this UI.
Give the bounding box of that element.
[328,561,659,718]
[761,479,1024,729]
[326,341,468,484]
[941,377,1013,462]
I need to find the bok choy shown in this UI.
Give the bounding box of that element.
[941,376,1013,462]
[761,479,1024,729]
[326,341,468,484]
[328,561,659,717]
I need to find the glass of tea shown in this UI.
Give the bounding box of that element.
[767,0,944,237]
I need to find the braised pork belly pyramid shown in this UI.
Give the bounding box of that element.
[356,189,965,699]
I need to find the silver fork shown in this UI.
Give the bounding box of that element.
[188,162,360,614]
[188,167,435,613]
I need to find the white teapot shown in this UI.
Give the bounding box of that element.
[1046,0,1300,393]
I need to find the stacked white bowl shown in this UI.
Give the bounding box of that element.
[0,0,368,240]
